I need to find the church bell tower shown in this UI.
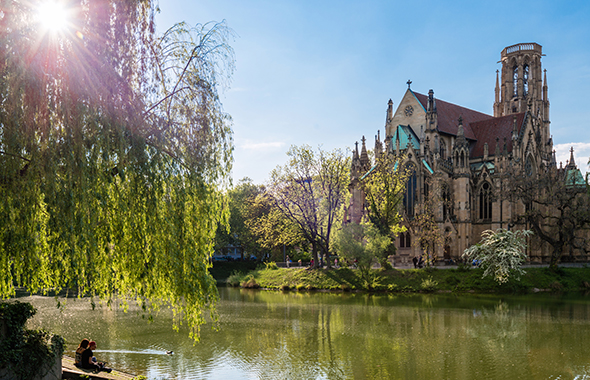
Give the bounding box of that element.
[494,43,549,123]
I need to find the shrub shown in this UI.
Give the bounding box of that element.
[456,263,471,272]
[226,271,244,287]
[265,262,279,270]
[387,283,398,292]
[279,284,290,291]
[550,281,563,292]
[340,284,351,292]
[421,276,439,292]
[463,229,532,284]
[296,284,306,291]
[445,275,461,286]
[241,275,260,289]
[0,302,64,380]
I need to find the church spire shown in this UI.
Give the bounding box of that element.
[360,136,369,169]
[387,99,393,123]
[374,130,382,159]
[494,70,500,117]
[567,146,576,169]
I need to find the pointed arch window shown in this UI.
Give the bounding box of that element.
[523,64,530,96]
[440,139,446,159]
[479,182,493,221]
[442,184,452,221]
[403,164,417,218]
[400,232,411,249]
[513,66,518,97]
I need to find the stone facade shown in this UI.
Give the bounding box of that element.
[348,43,587,265]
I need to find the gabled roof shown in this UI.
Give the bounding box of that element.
[393,125,420,150]
[469,113,526,158]
[413,91,493,141]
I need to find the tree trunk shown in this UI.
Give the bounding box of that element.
[312,243,319,269]
[549,243,563,270]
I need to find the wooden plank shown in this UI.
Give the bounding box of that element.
[62,356,138,380]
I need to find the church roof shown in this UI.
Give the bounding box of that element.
[413,91,493,141]
[469,113,526,158]
[565,168,586,188]
[393,125,420,150]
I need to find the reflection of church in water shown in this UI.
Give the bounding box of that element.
[347,43,585,265]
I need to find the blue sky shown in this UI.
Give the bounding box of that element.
[157,0,590,185]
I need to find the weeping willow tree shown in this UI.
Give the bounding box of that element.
[0,0,234,339]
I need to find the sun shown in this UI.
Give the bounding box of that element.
[37,1,68,32]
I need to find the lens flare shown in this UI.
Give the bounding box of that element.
[37,1,68,32]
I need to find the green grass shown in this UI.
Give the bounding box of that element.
[219,265,590,294]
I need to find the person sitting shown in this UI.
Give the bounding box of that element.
[81,341,112,373]
[74,339,89,368]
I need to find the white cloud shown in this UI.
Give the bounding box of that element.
[554,142,590,173]
[240,140,285,151]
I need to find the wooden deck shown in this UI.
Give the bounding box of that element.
[62,356,138,380]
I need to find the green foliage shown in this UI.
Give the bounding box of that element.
[232,264,590,294]
[265,262,279,270]
[420,276,439,292]
[334,221,392,284]
[360,152,409,260]
[226,271,245,287]
[0,302,64,380]
[215,178,266,257]
[463,229,533,284]
[241,275,260,289]
[0,2,235,340]
[246,191,305,257]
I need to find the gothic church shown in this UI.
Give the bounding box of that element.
[348,43,584,265]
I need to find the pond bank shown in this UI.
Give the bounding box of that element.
[214,263,590,293]
[62,356,138,380]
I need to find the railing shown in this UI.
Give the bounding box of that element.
[502,43,542,56]
[437,157,454,174]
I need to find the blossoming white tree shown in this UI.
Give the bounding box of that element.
[463,229,532,284]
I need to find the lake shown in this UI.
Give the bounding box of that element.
[23,288,590,379]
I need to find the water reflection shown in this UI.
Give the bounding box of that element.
[22,289,590,380]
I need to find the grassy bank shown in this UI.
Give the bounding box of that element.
[213,263,590,293]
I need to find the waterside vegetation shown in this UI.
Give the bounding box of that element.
[215,264,590,294]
